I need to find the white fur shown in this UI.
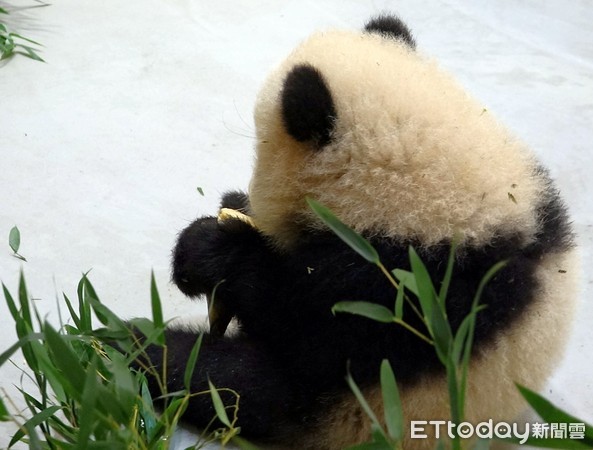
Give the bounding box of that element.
[250,30,543,248]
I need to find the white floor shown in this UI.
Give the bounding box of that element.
[1,1,591,449]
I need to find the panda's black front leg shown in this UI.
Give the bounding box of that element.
[137,328,300,440]
[171,190,280,334]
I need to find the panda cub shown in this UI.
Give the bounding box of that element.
[142,14,577,450]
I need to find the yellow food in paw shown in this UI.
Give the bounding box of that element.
[218,208,256,228]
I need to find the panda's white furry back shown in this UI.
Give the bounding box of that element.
[139,14,577,450]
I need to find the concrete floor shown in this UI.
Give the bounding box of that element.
[1,1,591,448]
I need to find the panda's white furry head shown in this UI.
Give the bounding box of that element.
[249,15,544,249]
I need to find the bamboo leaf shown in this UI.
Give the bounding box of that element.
[17,45,44,62]
[430,303,453,366]
[3,282,20,323]
[74,357,99,450]
[18,271,32,330]
[150,271,165,345]
[307,198,379,264]
[392,269,419,296]
[345,443,392,450]
[473,438,490,450]
[380,360,403,442]
[345,369,381,429]
[8,226,27,261]
[459,261,506,413]
[516,384,593,444]
[0,395,9,421]
[438,242,457,305]
[408,247,436,323]
[9,405,61,447]
[9,226,20,253]
[63,293,82,330]
[139,377,158,441]
[394,281,405,320]
[332,301,394,323]
[9,32,42,46]
[44,322,86,396]
[208,379,232,428]
[86,296,127,332]
[184,334,203,391]
[77,274,92,331]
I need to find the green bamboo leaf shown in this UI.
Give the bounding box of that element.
[9,33,42,46]
[44,322,86,395]
[345,369,381,429]
[430,303,453,366]
[147,396,188,443]
[438,242,457,305]
[86,296,127,332]
[392,269,419,296]
[345,443,392,450]
[8,226,27,261]
[446,359,461,427]
[127,317,156,341]
[108,350,138,414]
[380,360,403,442]
[307,198,379,264]
[150,271,165,345]
[62,293,82,330]
[3,282,20,323]
[472,438,490,450]
[208,379,232,428]
[332,301,394,323]
[408,247,436,323]
[516,384,593,444]
[77,274,92,331]
[370,425,392,445]
[451,312,471,366]
[9,226,20,253]
[394,280,405,320]
[17,45,44,62]
[458,260,506,414]
[75,357,99,450]
[8,405,61,447]
[184,334,203,391]
[139,377,158,441]
[18,272,32,330]
[0,7,10,14]
[231,436,262,450]
[0,394,9,421]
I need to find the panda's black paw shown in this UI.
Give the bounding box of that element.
[171,215,257,298]
[172,216,225,297]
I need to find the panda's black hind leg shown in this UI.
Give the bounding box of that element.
[137,327,299,440]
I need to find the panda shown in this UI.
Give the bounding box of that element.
[140,14,578,450]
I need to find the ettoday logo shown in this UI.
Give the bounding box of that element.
[410,420,587,443]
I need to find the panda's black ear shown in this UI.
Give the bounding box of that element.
[281,64,337,149]
[364,14,416,49]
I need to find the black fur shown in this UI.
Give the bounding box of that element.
[146,180,573,441]
[281,64,337,148]
[364,14,416,48]
[220,190,250,213]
